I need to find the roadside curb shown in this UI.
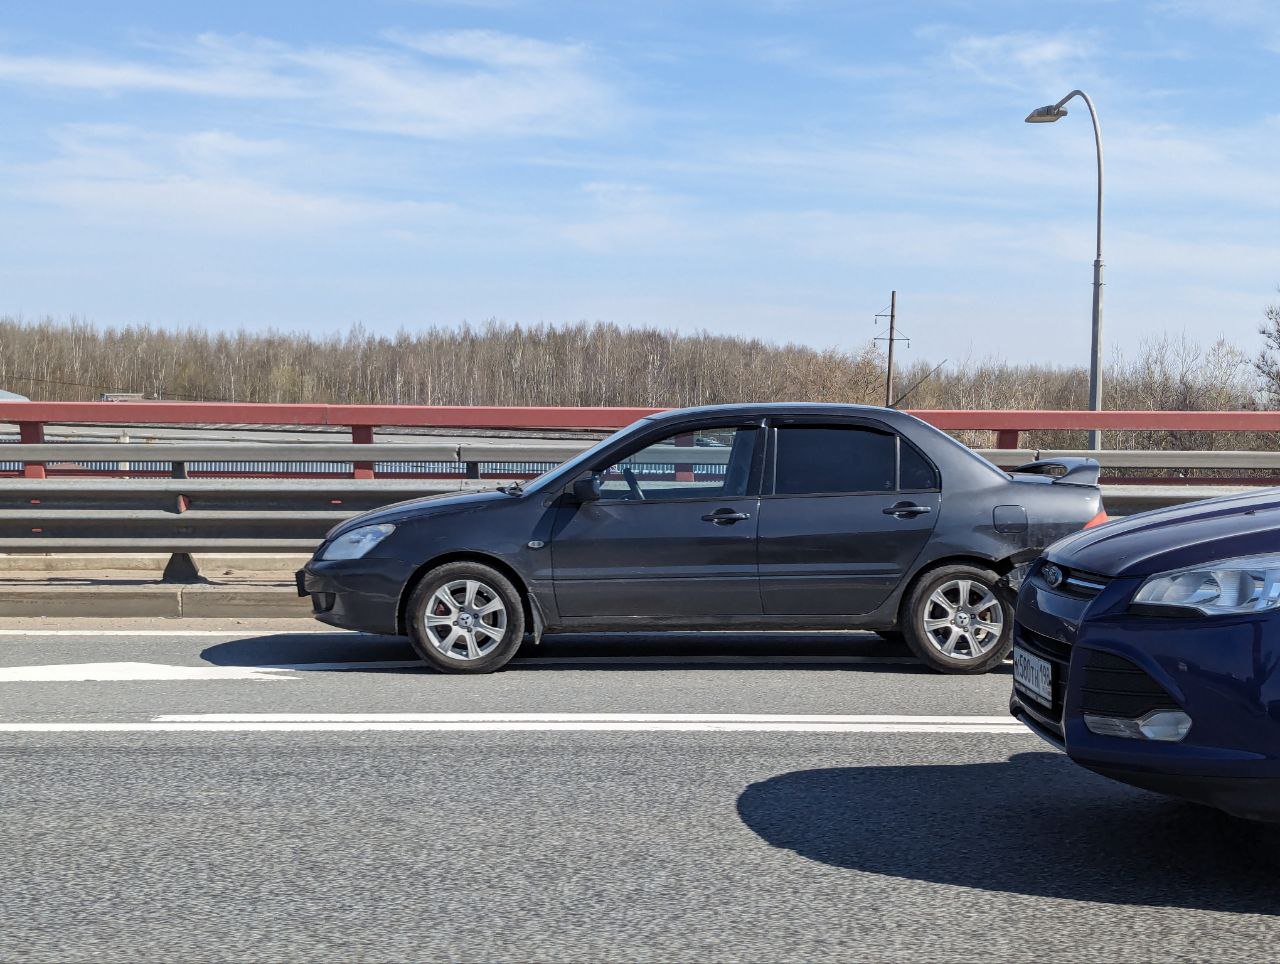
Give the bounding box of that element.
[0,584,309,618]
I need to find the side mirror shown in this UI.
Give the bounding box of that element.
[572,476,602,503]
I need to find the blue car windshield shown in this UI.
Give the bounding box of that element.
[523,421,646,493]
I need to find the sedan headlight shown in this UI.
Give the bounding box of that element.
[319,523,395,561]
[1133,553,1280,615]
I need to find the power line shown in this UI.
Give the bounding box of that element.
[892,359,948,408]
[0,372,223,402]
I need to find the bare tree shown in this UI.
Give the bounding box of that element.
[0,314,1265,460]
[1255,301,1280,407]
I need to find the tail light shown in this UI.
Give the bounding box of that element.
[1084,510,1109,529]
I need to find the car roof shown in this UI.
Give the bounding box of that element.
[643,402,906,423]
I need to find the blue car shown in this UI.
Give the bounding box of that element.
[1010,488,1280,821]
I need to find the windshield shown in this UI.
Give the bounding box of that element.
[522,421,647,493]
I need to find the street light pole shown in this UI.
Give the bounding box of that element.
[1026,90,1105,450]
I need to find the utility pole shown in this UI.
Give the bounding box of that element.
[875,291,907,407]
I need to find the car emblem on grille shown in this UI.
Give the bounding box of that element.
[1042,563,1064,588]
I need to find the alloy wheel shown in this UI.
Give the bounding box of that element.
[424,579,508,660]
[920,578,1004,660]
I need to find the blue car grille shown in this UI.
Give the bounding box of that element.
[1056,567,1111,599]
[1014,625,1072,737]
[1079,650,1180,718]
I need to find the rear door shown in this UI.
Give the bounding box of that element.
[756,418,941,615]
[550,421,764,618]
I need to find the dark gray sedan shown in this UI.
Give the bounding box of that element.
[298,404,1104,674]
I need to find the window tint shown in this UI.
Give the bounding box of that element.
[774,426,896,495]
[899,441,939,490]
[597,426,756,501]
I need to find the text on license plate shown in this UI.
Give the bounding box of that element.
[1013,647,1053,705]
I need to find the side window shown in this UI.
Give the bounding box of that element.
[899,440,940,491]
[596,426,756,501]
[773,425,896,495]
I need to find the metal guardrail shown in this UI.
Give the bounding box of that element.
[0,477,496,579]
[6,401,1280,477]
[8,440,1280,471]
[0,442,1269,575]
[1,402,1277,578]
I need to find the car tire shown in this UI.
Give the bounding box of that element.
[902,563,1012,675]
[406,562,526,674]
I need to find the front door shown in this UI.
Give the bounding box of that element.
[757,421,941,615]
[551,422,763,618]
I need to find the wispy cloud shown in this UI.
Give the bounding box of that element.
[932,27,1102,89]
[0,42,289,98]
[1155,0,1280,52]
[0,30,618,139]
[750,36,913,82]
[5,124,456,237]
[560,181,712,252]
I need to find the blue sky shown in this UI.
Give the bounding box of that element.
[0,0,1277,368]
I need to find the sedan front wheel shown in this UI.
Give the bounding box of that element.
[406,562,526,674]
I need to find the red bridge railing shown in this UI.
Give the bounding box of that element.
[3,401,1278,479]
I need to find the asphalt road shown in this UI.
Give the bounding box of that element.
[1,627,1278,962]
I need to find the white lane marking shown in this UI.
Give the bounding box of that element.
[0,629,356,637]
[511,655,917,666]
[0,719,1031,733]
[265,660,426,671]
[0,628,889,638]
[0,662,295,682]
[159,713,1016,724]
[99,713,1025,733]
[0,655,920,677]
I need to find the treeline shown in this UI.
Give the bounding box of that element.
[0,315,1265,451]
[0,317,885,409]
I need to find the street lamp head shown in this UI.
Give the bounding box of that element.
[1025,105,1068,123]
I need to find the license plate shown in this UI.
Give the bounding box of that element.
[1013,647,1053,706]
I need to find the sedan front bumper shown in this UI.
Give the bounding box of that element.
[297,557,414,636]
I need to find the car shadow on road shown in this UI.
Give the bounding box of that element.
[516,633,941,673]
[200,633,423,670]
[198,631,975,675]
[737,751,1280,914]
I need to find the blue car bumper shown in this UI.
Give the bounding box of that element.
[297,557,414,636]
[1010,573,1280,821]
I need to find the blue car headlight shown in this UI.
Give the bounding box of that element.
[1133,553,1280,615]
[319,523,395,561]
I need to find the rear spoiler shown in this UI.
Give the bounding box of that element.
[1010,457,1101,487]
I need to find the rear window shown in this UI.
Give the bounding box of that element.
[900,441,939,490]
[774,426,897,495]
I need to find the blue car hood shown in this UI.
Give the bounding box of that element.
[327,489,511,540]
[1046,487,1280,578]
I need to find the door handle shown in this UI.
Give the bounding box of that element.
[702,510,751,524]
[883,503,931,518]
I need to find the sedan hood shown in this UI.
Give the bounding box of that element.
[327,489,511,539]
[1046,487,1280,577]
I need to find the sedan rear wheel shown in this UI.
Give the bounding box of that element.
[407,562,525,674]
[902,564,1012,674]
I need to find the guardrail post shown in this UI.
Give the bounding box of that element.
[351,425,376,479]
[674,432,695,482]
[995,429,1020,449]
[162,552,204,584]
[18,422,45,479]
